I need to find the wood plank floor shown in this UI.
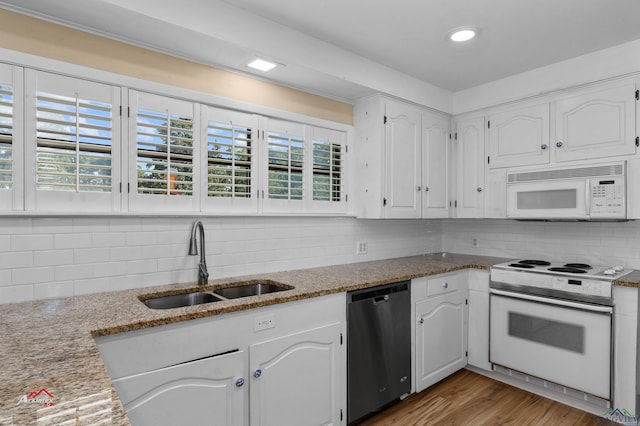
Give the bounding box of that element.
[359,369,617,425]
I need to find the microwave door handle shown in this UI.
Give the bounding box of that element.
[585,180,590,216]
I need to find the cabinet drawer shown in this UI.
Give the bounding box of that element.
[427,273,463,297]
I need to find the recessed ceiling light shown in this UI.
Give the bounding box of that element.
[246,58,279,72]
[449,28,477,42]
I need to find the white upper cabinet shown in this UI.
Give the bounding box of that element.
[455,116,485,218]
[24,70,122,212]
[354,95,450,219]
[422,111,450,218]
[201,106,259,214]
[384,98,422,218]
[554,82,636,163]
[488,103,550,169]
[307,126,348,214]
[0,63,22,211]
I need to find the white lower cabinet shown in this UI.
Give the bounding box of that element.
[96,293,346,426]
[249,323,342,426]
[467,269,491,371]
[114,350,246,426]
[412,272,468,393]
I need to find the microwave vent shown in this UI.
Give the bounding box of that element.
[507,164,624,183]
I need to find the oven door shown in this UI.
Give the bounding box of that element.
[489,289,612,399]
[506,179,589,219]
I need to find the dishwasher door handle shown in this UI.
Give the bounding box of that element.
[373,294,390,304]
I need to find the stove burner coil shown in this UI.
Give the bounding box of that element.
[517,260,551,266]
[564,263,592,269]
[548,267,588,274]
[509,263,535,268]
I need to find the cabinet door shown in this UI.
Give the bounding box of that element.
[455,117,485,218]
[113,350,246,426]
[415,291,468,392]
[249,322,342,426]
[554,82,636,162]
[384,99,421,218]
[488,103,550,168]
[422,111,449,218]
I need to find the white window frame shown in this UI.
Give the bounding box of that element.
[127,90,200,212]
[200,106,259,214]
[24,69,121,212]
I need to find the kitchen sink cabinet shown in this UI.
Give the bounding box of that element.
[412,272,468,393]
[249,323,342,426]
[113,350,246,426]
[354,95,450,219]
[96,293,346,426]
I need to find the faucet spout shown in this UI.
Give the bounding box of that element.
[188,220,209,285]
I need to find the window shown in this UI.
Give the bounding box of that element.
[268,128,304,200]
[207,120,253,198]
[136,109,194,196]
[0,83,12,190]
[312,139,342,202]
[24,70,120,212]
[35,92,113,192]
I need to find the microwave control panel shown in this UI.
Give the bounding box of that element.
[590,177,625,218]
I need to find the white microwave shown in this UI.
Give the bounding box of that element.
[506,162,626,220]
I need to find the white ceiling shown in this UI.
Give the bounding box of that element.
[2,0,640,106]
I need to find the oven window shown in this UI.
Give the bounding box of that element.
[508,312,584,353]
[517,189,577,210]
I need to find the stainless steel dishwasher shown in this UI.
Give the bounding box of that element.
[347,280,411,424]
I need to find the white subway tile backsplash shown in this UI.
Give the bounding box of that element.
[0,216,442,303]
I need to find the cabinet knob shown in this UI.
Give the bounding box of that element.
[556,141,563,148]
[444,282,449,289]
[235,378,245,387]
[254,369,262,378]
[419,318,424,324]
[477,187,483,193]
[424,187,429,192]
[541,144,548,150]
[417,185,422,191]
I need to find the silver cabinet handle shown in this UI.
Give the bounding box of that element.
[556,141,563,148]
[254,369,262,378]
[541,144,548,150]
[477,187,483,192]
[235,378,245,387]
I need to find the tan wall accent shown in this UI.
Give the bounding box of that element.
[0,9,353,125]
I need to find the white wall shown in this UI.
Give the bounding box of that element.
[0,216,443,304]
[443,219,640,269]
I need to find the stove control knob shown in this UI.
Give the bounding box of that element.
[603,269,616,275]
[613,265,624,271]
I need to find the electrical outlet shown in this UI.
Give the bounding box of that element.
[472,237,478,247]
[254,313,275,331]
[357,241,368,254]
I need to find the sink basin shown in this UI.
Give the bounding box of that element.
[214,282,291,299]
[142,292,223,309]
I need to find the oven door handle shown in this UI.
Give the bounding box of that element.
[489,288,613,314]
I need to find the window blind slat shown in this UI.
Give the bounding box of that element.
[0,84,13,190]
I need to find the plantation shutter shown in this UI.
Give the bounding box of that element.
[202,106,258,212]
[129,91,198,212]
[267,121,304,201]
[25,70,121,211]
[309,127,347,213]
[0,82,12,190]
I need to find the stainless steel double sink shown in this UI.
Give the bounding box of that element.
[141,281,292,309]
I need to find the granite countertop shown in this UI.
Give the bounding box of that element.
[1,252,637,425]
